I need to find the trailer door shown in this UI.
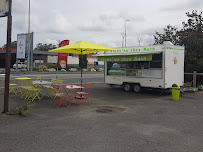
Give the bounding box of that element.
[164,48,184,88]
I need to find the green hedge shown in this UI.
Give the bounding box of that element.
[44,63,57,69]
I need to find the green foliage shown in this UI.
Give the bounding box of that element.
[34,43,57,51]
[3,41,17,48]
[33,66,39,71]
[38,65,47,70]
[153,10,203,74]
[154,25,179,45]
[20,66,28,69]
[44,63,57,69]
[197,84,203,89]
[183,82,192,87]
[9,103,36,117]
[79,54,88,69]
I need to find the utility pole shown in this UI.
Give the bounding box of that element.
[27,0,31,71]
[120,32,124,47]
[124,20,130,47]
[137,36,143,46]
[30,32,33,71]
[3,0,12,113]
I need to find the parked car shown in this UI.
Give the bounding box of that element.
[69,68,78,72]
[13,62,27,69]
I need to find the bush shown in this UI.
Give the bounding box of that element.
[45,63,57,69]
[20,66,27,69]
[33,66,39,71]
[9,103,36,117]
[38,65,47,70]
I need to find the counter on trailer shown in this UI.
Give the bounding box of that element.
[98,41,184,92]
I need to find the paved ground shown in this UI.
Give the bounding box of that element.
[0,72,104,87]
[0,84,203,152]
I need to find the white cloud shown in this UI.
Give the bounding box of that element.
[32,10,72,34]
[0,0,202,48]
[79,11,124,32]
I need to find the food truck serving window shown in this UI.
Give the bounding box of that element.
[107,62,126,75]
[106,53,163,77]
[150,53,162,68]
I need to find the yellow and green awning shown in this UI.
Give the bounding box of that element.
[98,54,152,62]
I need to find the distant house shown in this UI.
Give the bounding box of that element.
[0,48,57,68]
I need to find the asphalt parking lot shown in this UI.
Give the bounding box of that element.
[0,83,203,152]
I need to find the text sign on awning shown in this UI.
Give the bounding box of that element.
[98,54,152,62]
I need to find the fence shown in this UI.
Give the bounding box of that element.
[184,71,203,88]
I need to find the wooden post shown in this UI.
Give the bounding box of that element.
[193,71,197,88]
[3,0,12,113]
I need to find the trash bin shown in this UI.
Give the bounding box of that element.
[172,84,180,100]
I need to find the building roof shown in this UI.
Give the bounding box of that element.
[0,48,57,55]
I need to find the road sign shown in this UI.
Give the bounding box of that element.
[0,0,9,17]
[17,34,27,59]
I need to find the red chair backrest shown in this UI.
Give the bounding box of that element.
[52,85,61,94]
[84,83,91,94]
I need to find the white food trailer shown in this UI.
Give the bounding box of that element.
[97,41,185,92]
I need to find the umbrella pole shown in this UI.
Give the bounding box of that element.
[81,49,83,91]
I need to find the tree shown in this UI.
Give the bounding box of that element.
[34,43,57,51]
[178,11,203,73]
[153,10,203,73]
[3,41,17,48]
[154,25,179,45]
[79,54,88,69]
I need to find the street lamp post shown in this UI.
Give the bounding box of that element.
[27,0,31,71]
[137,36,143,46]
[120,32,124,47]
[125,20,130,47]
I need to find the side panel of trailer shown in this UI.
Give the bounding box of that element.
[164,46,185,88]
[99,42,184,90]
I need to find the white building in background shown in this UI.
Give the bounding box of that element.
[47,55,104,68]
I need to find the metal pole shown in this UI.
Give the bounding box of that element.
[3,0,12,113]
[193,71,197,88]
[125,20,130,47]
[16,59,18,71]
[137,37,142,46]
[30,32,33,71]
[80,49,83,86]
[125,21,126,47]
[56,40,60,79]
[27,0,30,71]
[120,32,124,47]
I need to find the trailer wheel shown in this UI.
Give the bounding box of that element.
[123,83,132,92]
[133,84,141,93]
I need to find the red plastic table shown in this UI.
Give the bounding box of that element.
[60,85,84,107]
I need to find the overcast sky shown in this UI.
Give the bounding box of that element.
[0,0,202,48]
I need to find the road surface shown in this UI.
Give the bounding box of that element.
[0,72,104,87]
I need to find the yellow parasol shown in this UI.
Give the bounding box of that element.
[49,41,117,86]
[49,41,117,54]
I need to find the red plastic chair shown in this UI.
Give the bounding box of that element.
[75,83,92,105]
[52,85,68,108]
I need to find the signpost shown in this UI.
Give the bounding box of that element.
[0,0,9,17]
[1,0,12,113]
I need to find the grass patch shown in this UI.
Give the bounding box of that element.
[8,103,36,117]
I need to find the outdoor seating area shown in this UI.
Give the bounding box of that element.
[9,76,92,108]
